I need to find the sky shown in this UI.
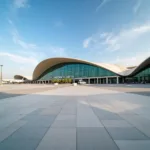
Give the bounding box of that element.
[0,0,150,78]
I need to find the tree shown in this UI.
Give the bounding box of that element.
[61,78,65,83]
[68,78,72,83]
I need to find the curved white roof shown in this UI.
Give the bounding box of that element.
[14,56,150,81]
[121,56,150,76]
[14,75,32,80]
[94,63,127,75]
[32,56,150,80]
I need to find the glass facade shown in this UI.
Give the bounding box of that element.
[38,63,117,80]
[125,65,150,83]
[134,65,150,83]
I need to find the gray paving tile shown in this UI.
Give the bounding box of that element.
[23,115,56,128]
[52,115,76,128]
[40,106,61,115]
[106,127,149,140]
[56,115,76,120]
[60,108,77,115]
[26,109,42,115]
[10,125,49,140]
[0,120,26,142]
[93,108,122,120]
[115,140,150,150]
[23,113,56,121]
[51,119,76,128]
[77,127,119,150]
[1,85,150,150]
[77,102,103,127]
[0,114,25,131]
[36,128,76,150]
[120,114,150,137]
[0,138,40,150]
[0,123,49,150]
[50,101,66,107]
[102,120,133,127]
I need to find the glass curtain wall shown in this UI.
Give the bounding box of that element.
[125,65,150,83]
[134,66,150,83]
[38,63,117,80]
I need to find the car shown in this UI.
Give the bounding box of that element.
[78,80,86,84]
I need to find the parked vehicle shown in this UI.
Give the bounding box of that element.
[78,80,86,84]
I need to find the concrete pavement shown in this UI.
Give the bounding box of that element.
[0,85,150,150]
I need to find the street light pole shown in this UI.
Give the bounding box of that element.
[0,65,3,85]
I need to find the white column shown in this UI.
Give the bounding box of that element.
[106,77,108,84]
[88,78,90,84]
[117,76,119,84]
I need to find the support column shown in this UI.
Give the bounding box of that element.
[88,78,90,84]
[116,76,119,84]
[106,77,108,84]
[97,78,98,84]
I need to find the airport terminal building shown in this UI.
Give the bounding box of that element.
[14,57,150,84]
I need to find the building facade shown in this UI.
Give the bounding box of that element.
[15,57,150,84]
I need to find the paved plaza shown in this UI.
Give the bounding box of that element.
[0,84,150,150]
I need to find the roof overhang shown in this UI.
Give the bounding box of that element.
[14,75,32,81]
[32,57,126,80]
[124,56,150,76]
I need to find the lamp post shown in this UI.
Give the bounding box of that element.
[0,65,3,85]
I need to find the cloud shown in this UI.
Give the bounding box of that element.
[14,0,30,8]
[133,0,141,13]
[7,19,37,50]
[83,37,92,48]
[11,28,38,49]
[112,51,150,66]
[83,23,150,51]
[96,0,111,12]
[0,52,38,65]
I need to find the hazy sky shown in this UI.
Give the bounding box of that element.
[0,0,150,78]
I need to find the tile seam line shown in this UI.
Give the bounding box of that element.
[0,120,27,144]
[86,87,150,139]
[117,114,150,139]
[87,96,121,150]
[88,96,150,140]
[34,98,69,150]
